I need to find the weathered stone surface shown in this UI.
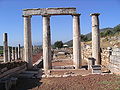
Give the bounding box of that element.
[18,44,21,59]
[43,15,52,72]
[23,7,77,16]
[108,48,120,74]
[90,13,101,65]
[12,47,15,60]
[8,47,11,62]
[112,48,120,52]
[15,47,18,60]
[3,33,8,62]
[92,65,102,74]
[73,14,81,69]
[24,16,33,69]
[112,51,120,56]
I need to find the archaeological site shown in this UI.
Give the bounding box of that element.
[0,1,120,90]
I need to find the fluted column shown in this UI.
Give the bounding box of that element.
[43,15,52,72]
[3,33,8,62]
[73,14,81,69]
[24,15,33,69]
[90,13,101,65]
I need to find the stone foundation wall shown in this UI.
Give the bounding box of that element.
[81,47,111,67]
[109,48,120,74]
[82,46,120,74]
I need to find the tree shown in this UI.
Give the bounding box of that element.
[104,30,113,36]
[100,30,113,37]
[54,41,63,49]
[114,24,120,33]
[81,34,89,42]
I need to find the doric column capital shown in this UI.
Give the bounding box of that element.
[72,13,81,17]
[22,15,32,18]
[90,13,100,16]
[42,14,51,17]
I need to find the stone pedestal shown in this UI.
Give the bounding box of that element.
[88,57,95,70]
[3,33,8,62]
[43,15,52,72]
[73,14,81,69]
[90,13,101,65]
[24,16,33,69]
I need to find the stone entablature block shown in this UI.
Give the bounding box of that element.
[23,7,77,16]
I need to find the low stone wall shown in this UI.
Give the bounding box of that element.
[109,48,120,74]
[82,46,120,74]
[81,47,111,67]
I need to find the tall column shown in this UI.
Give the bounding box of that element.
[3,33,8,62]
[15,47,18,60]
[90,13,101,65]
[18,44,21,59]
[23,15,33,69]
[12,47,15,60]
[73,14,81,69]
[8,47,11,62]
[43,15,52,72]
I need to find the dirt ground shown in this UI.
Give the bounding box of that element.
[11,74,120,90]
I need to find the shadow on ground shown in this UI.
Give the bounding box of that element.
[10,78,42,90]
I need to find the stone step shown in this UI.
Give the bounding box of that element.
[52,65,75,69]
[92,65,102,74]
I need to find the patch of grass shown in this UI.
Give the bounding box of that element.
[99,81,113,85]
[99,80,120,85]
[116,87,120,90]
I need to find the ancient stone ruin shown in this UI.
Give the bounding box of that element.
[0,7,120,90]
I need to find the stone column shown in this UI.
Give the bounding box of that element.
[18,44,21,59]
[12,47,15,60]
[3,33,8,62]
[15,47,18,60]
[73,14,81,69]
[43,15,52,72]
[8,47,11,62]
[23,15,33,69]
[90,13,101,65]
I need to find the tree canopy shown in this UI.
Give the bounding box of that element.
[54,41,63,49]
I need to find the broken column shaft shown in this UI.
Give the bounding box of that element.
[3,33,8,62]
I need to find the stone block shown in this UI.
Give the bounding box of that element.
[92,65,102,74]
[112,51,120,56]
[110,55,120,63]
[112,48,120,52]
[23,8,77,16]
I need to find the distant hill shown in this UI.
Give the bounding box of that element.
[65,24,120,47]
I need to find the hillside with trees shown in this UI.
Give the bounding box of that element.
[65,24,120,47]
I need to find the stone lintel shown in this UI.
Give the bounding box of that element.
[23,7,77,16]
[90,13,100,16]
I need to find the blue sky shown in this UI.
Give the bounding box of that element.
[0,0,120,46]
